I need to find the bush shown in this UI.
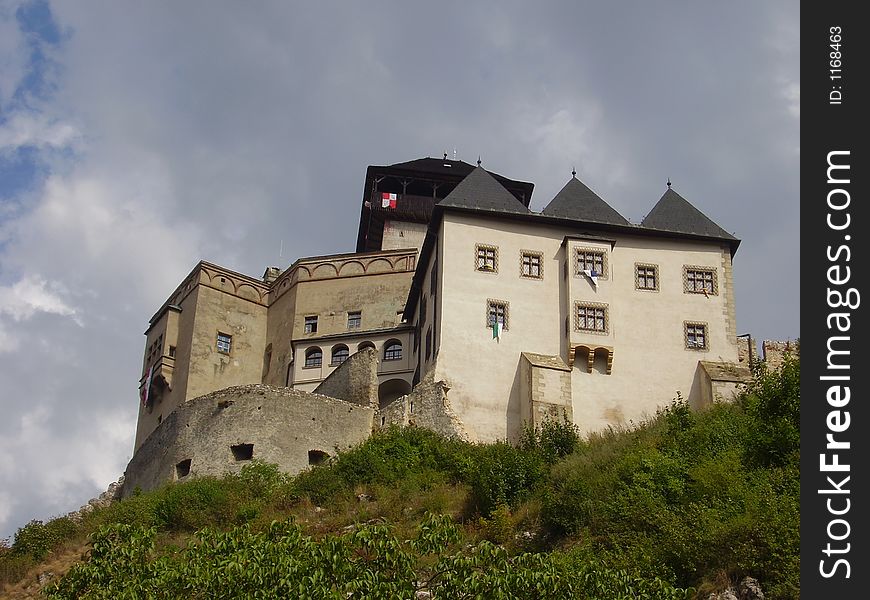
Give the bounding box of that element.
[519,414,582,460]
[465,441,544,515]
[152,478,233,531]
[11,517,79,561]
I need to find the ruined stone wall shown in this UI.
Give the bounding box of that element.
[122,385,375,496]
[377,371,467,440]
[762,339,799,371]
[313,347,379,408]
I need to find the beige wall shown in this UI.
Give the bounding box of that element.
[424,212,739,442]
[381,219,427,251]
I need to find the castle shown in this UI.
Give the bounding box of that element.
[124,156,752,493]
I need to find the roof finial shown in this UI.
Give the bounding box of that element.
[477,155,482,167]
[667,177,672,189]
[572,166,577,178]
[443,152,448,160]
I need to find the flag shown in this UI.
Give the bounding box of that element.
[492,320,501,340]
[141,365,154,407]
[381,192,397,208]
[583,268,599,288]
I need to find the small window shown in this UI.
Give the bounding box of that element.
[175,459,191,479]
[168,345,176,358]
[231,443,254,461]
[304,347,322,368]
[575,249,606,278]
[308,450,329,466]
[420,294,427,326]
[685,322,709,350]
[521,251,543,279]
[347,311,361,329]
[684,267,718,295]
[575,303,608,333]
[216,332,232,354]
[476,244,498,272]
[331,345,349,366]
[635,263,659,291]
[487,300,509,330]
[384,340,402,361]
[425,327,432,361]
[304,316,318,333]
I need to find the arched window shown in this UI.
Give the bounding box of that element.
[331,344,349,366]
[384,340,402,361]
[357,341,376,352]
[304,347,322,368]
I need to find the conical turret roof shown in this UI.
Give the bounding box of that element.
[541,177,629,225]
[641,188,736,240]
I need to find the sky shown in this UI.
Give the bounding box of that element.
[0,0,799,541]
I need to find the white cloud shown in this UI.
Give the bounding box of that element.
[0,113,81,153]
[0,275,76,321]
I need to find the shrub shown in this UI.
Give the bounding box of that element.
[465,441,544,515]
[11,517,79,561]
[519,414,581,460]
[152,478,232,531]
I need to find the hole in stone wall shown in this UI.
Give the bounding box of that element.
[308,450,329,466]
[231,443,254,461]
[175,459,191,479]
[381,416,386,426]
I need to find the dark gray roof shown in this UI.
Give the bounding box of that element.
[541,177,629,225]
[641,188,737,240]
[438,167,531,214]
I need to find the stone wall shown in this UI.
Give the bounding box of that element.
[762,339,799,371]
[122,385,375,496]
[378,371,467,440]
[313,347,379,408]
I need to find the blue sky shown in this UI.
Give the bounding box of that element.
[0,0,799,541]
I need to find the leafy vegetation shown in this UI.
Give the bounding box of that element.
[0,357,800,598]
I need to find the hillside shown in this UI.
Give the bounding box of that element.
[0,357,799,599]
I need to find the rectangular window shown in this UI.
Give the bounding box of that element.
[304,315,318,333]
[216,332,232,354]
[476,244,498,272]
[575,249,605,277]
[425,327,432,361]
[575,303,608,333]
[347,311,361,329]
[685,322,708,350]
[684,267,718,295]
[487,300,509,330]
[521,251,543,279]
[635,263,659,290]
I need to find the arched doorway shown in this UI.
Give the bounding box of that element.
[378,378,412,409]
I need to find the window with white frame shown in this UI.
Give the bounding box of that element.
[476,244,498,272]
[347,311,361,329]
[684,266,718,295]
[575,303,608,333]
[635,263,659,291]
[216,332,232,354]
[685,322,708,350]
[575,248,606,278]
[521,251,543,279]
[487,300,509,330]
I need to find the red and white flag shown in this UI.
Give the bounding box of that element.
[141,365,154,406]
[381,192,397,208]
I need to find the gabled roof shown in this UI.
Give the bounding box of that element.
[438,167,531,214]
[641,188,737,240]
[541,177,629,225]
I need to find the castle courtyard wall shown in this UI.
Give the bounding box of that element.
[122,384,375,496]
